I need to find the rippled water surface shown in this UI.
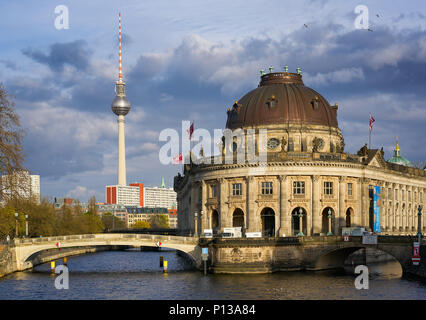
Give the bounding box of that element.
[0,250,425,300]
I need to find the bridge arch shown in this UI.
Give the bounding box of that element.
[310,244,409,272]
[13,234,199,271]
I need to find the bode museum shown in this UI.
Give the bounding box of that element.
[174,69,426,237]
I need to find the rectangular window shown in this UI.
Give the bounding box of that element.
[293,181,305,195]
[324,182,333,195]
[232,183,242,196]
[301,139,307,152]
[388,188,391,199]
[395,189,398,201]
[211,185,217,198]
[347,183,353,196]
[402,190,405,201]
[408,191,411,202]
[262,182,273,195]
[288,138,294,152]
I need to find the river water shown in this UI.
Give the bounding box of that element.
[0,249,425,300]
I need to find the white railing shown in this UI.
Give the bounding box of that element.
[13,234,197,246]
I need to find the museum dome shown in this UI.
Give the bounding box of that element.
[388,138,412,167]
[226,71,339,130]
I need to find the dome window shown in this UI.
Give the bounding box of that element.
[266,95,277,108]
[311,96,319,110]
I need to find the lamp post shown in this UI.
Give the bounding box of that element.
[327,209,333,236]
[14,212,18,237]
[25,215,29,237]
[194,212,198,237]
[200,210,203,234]
[417,205,423,243]
[297,207,304,236]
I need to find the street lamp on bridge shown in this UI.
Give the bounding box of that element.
[14,212,18,238]
[194,212,198,237]
[25,215,29,237]
[418,205,423,243]
[327,209,333,236]
[297,207,304,237]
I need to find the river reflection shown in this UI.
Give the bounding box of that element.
[0,249,425,300]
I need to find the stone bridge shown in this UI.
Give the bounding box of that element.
[200,235,426,274]
[0,233,200,277]
[1,234,425,277]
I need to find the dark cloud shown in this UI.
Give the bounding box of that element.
[0,60,18,70]
[22,40,91,73]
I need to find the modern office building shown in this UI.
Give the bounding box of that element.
[0,171,40,204]
[144,179,177,209]
[105,185,141,207]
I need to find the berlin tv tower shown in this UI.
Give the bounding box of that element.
[111,12,130,186]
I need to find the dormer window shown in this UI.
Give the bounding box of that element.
[266,95,277,108]
[311,96,319,110]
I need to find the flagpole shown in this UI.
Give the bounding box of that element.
[369,129,371,150]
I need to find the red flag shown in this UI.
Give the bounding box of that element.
[369,114,375,132]
[187,122,194,139]
[173,153,182,164]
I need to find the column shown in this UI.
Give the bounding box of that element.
[338,176,346,235]
[219,178,228,232]
[279,175,289,236]
[201,180,208,234]
[361,178,370,229]
[190,181,198,235]
[382,182,387,231]
[246,176,256,232]
[312,175,321,235]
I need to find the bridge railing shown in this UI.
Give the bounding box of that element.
[12,233,198,246]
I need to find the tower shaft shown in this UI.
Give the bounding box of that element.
[118,115,126,185]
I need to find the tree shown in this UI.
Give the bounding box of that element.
[101,212,125,231]
[0,206,16,239]
[133,220,151,229]
[87,196,98,215]
[0,84,27,202]
[149,214,169,229]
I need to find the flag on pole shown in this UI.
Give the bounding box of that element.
[369,113,375,132]
[173,153,183,164]
[187,121,194,139]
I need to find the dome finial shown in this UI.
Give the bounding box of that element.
[395,136,400,151]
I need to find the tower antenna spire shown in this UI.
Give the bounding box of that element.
[118,12,123,82]
[111,11,131,186]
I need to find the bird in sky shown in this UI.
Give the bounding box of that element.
[368,28,373,32]
[304,24,308,28]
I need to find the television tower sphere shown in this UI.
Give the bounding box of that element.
[111,82,131,116]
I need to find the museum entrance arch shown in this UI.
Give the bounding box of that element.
[260,207,275,237]
[211,210,219,234]
[232,208,244,229]
[346,207,354,227]
[291,207,307,236]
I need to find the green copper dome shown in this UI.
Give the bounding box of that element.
[387,138,412,167]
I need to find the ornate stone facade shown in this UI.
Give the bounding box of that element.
[174,72,426,237]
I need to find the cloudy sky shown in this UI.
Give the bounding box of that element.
[1,0,425,202]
